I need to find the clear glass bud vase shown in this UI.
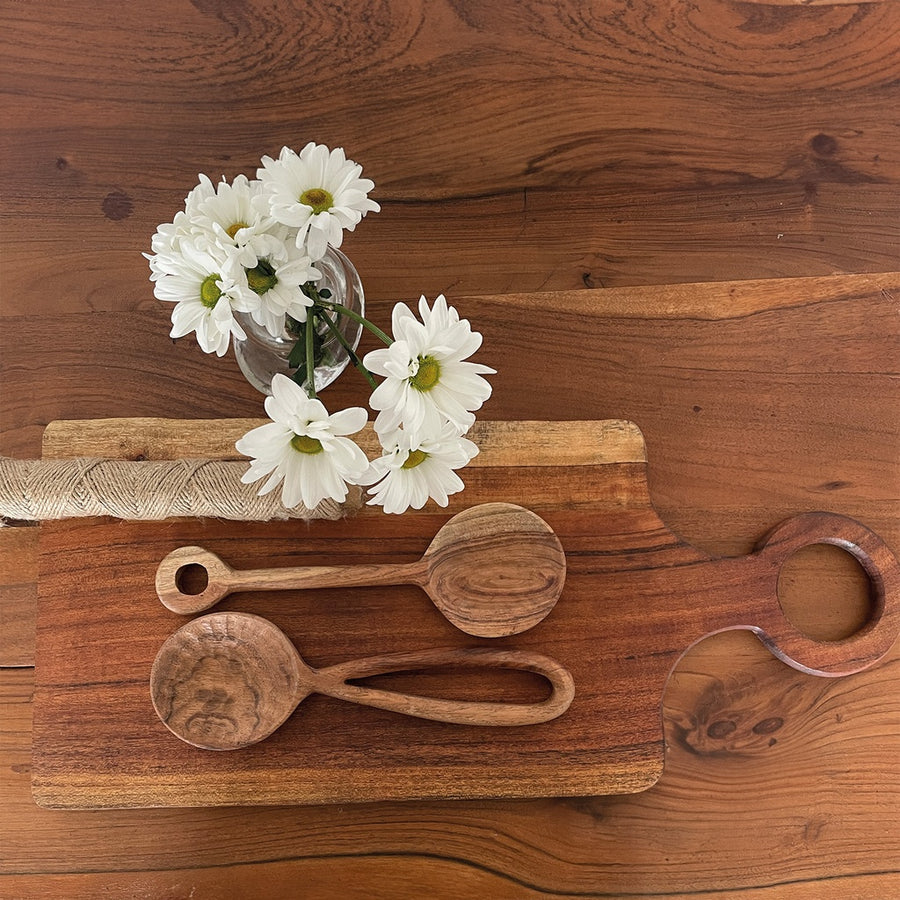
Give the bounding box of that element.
[233,247,365,396]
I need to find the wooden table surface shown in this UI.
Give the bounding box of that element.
[1,1,898,897]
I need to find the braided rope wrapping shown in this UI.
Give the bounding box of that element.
[0,457,362,523]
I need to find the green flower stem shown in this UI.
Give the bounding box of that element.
[301,282,325,304]
[305,312,317,398]
[318,299,393,346]
[318,309,378,390]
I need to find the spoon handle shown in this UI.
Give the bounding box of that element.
[229,560,430,592]
[308,647,575,726]
[156,545,429,614]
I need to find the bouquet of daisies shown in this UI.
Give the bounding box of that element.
[146,144,494,515]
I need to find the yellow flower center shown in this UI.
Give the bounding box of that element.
[226,221,249,239]
[402,449,428,469]
[290,434,323,455]
[300,187,334,215]
[410,356,441,392]
[246,260,278,296]
[199,274,223,308]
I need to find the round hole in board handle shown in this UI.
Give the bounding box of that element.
[754,512,900,677]
[776,542,874,642]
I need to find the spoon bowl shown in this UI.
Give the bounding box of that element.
[419,503,566,635]
[151,612,307,749]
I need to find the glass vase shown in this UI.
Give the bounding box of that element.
[233,247,365,395]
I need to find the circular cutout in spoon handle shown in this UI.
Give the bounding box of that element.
[155,545,427,615]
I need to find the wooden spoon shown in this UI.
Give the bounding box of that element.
[155,502,566,638]
[149,611,576,750]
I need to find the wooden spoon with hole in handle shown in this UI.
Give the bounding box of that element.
[155,502,566,638]
[149,611,576,750]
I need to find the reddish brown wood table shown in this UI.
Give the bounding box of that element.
[31,419,899,808]
[3,0,900,885]
[4,272,898,897]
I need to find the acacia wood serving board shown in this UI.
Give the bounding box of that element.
[32,419,900,808]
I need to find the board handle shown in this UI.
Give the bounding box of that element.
[312,647,576,726]
[750,512,900,676]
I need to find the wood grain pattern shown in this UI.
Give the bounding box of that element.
[0,528,38,666]
[30,421,898,808]
[39,418,648,466]
[151,612,577,746]
[3,272,897,891]
[0,277,898,896]
[6,649,900,896]
[1,1,899,323]
[2,0,898,891]
[155,502,567,637]
[31,429,674,807]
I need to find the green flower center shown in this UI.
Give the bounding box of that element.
[246,259,278,296]
[290,434,323,455]
[410,356,441,392]
[199,274,223,308]
[402,449,428,469]
[300,187,334,215]
[226,221,249,239]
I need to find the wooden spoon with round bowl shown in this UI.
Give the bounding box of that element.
[155,502,566,638]
[150,611,576,750]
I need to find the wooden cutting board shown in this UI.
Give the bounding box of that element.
[32,419,900,808]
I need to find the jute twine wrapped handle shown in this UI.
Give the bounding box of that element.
[0,457,361,524]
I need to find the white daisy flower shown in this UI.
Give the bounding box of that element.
[191,173,280,270]
[235,373,369,510]
[256,143,380,261]
[363,294,495,439]
[146,210,193,282]
[361,422,479,515]
[230,232,321,337]
[145,173,223,280]
[151,239,254,357]
[184,171,218,209]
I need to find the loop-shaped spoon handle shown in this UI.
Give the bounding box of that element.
[149,612,576,750]
[745,512,900,676]
[156,545,428,615]
[312,647,576,726]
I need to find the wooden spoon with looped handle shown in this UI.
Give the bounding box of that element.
[150,611,576,750]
